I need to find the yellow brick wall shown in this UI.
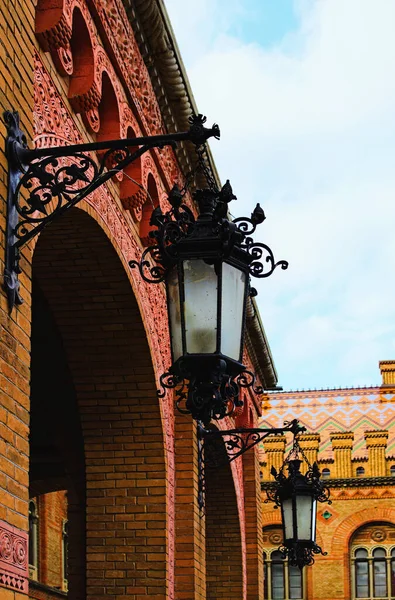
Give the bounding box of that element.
[0,0,35,537]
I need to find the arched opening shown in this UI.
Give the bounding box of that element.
[120,125,145,211]
[30,207,167,600]
[97,72,120,144]
[350,521,395,600]
[140,173,159,245]
[205,432,243,599]
[68,8,95,100]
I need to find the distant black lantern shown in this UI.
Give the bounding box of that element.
[130,176,288,424]
[267,452,331,569]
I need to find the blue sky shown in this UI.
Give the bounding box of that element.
[164,0,395,391]
[226,0,299,48]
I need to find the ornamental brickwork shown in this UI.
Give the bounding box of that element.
[261,360,395,600]
[0,1,271,599]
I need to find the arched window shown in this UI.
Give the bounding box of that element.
[28,500,39,581]
[322,468,330,479]
[373,548,387,597]
[263,549,304,599]
[356,467,365,477]
[352,546,395,599]
[390,465,395,477]
[355,548,369,598]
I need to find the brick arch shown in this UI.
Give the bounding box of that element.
[205,433,244,600]
[331,507,395,556]
[31,207,168,600]
[140,173,160,246]
[68,6,98,113]
[120,115,146,213]
[331,508,395,598]
[35,0,100,116]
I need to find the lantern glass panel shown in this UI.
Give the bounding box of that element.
[220,262,247,360]
[183,259,218,354]
[282,498,294,541]
[167,267,183,362]
[295,494,314,541]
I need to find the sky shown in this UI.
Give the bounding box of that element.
[164,0,395,391]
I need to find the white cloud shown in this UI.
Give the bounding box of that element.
[164,0,395,389]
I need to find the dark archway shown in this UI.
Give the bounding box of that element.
[30,207,167,600]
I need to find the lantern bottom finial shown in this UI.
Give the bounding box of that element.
[280,542,328,569]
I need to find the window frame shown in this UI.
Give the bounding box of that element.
[28,499,39,581]
[351,545,395,599]
[61,518,69,592]
[263,548,305,600]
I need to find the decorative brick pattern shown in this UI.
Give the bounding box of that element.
[0,521,28,594]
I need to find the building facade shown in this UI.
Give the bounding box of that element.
[260,360,395,600]
[0,1,278,599]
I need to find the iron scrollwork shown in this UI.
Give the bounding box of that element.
[197,419,306,512]
[278,543,327,568]
[157,360,244,426]
[129,179,289,287]
[3,111,219,310]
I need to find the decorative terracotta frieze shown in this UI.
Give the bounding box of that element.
[0,521,28,594]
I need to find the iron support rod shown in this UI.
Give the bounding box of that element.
[18,130,192,163]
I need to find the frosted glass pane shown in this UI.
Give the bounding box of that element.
[167,267,183,362]
[296,495,313,541]
[282,499,294,541]
[311,499,317,542]
[220,263,246,360]
[374,559,387,597]
[289,565,303,599]
[184,260,218,354]
[272,561,285,599]
[356,560,369,598]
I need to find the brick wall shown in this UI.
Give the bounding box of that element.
[0,0,262,598]
[31,208,168,600]
[205,439,243,599]
[0,1,35,597]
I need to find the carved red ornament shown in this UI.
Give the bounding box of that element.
[0,521,28,593]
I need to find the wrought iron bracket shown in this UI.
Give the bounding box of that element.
[2,110,219,310]
[196,419,305,512]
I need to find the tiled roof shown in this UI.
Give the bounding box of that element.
[260,386,395,460]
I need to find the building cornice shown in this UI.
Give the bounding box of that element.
[123,0,220,191]
[262,476,395,492]
[123,0,278,394]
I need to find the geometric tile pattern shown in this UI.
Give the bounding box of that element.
[260,385,395,459]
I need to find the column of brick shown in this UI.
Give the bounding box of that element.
[205,440,243,600]
[262,436,286,476]
[242,445,264,600]
[0,4,35,598]
[330,432,354,478]
[364,431,388,477]
[33,208,169,600]
[174,414,206,600]
[298,433,320,474]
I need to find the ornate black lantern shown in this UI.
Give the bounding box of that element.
[267,446,331,569]
[130,176,288,424]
